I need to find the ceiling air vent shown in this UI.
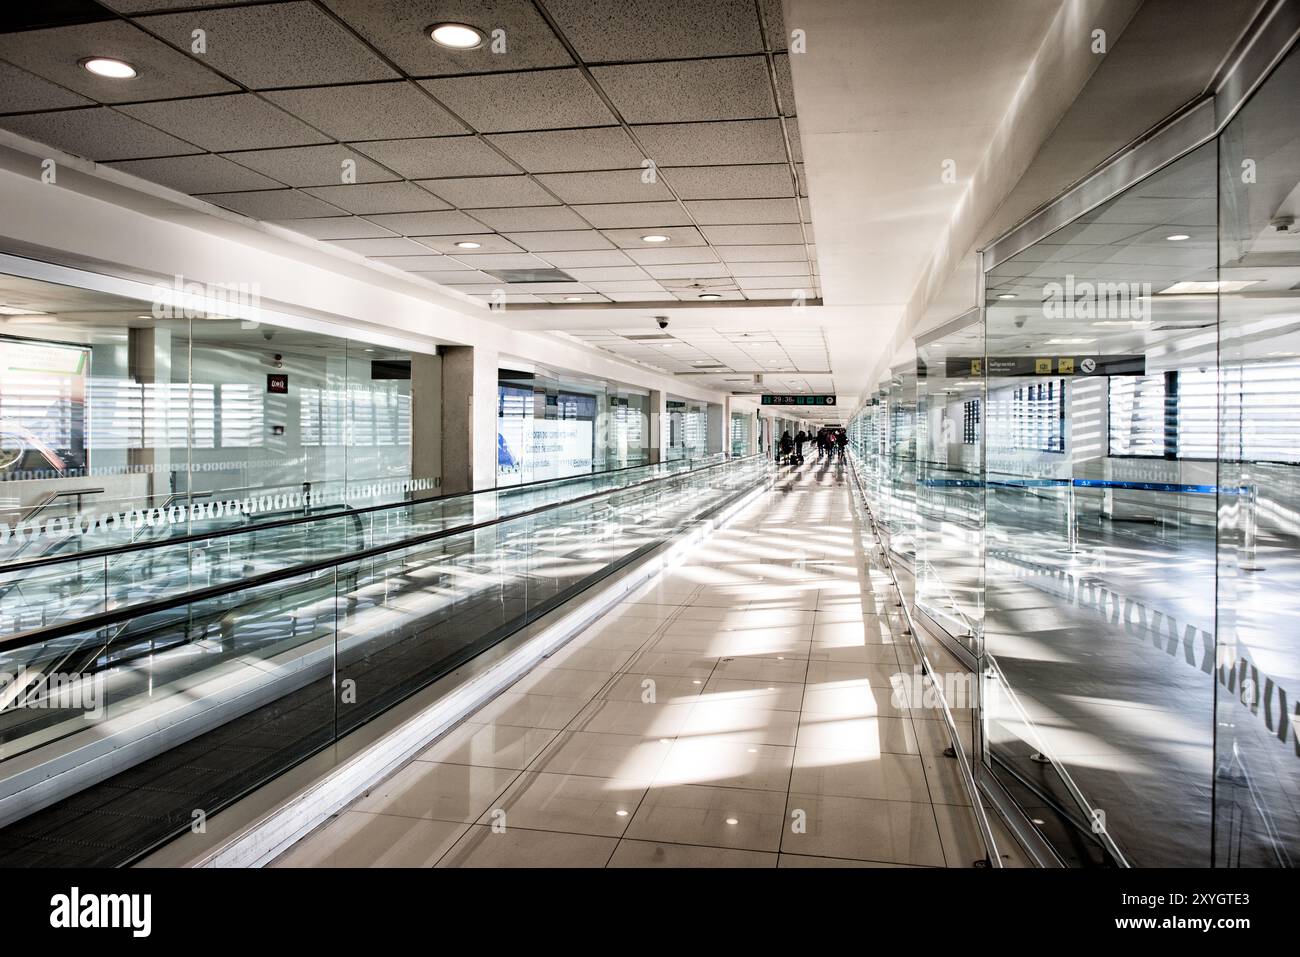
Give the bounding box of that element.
[486,268,576,283]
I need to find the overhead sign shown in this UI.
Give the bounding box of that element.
[944,356,1145,378]
[267,373,289,393]
[761,394,837,406]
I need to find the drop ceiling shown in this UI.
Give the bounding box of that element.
[0,0,817,306]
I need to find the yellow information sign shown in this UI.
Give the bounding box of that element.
[970,358,982,376]
[1058,357,1075,374]
[1035,358,1052,374]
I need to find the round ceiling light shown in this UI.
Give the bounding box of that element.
[1166,234,1190,241]
[640,234,670,243]
[564,296,583,302]
[454,240,482,249]
[997,293,1016,299]
[81,57,138,79]
[699,293,723,300]
[429,23,486,49]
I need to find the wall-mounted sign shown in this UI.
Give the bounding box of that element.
[944,356,1145,378]
[267,373,288,393]
[761,394,837,406]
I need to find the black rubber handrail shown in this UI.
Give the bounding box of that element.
[0,454,715,576]
[0,454,760,651]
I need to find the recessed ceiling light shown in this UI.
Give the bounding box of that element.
[81,57,138,79]
[454,240,482,249]
[429,22,486,49]
[564,296,584,301]
[615,809,629,817]
[699,293,723,300]
[997,293,1016,299]
[1165,234,1190,241]
[641,234,670,243]
[725,818,739,826]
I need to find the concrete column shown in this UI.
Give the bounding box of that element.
[707,400,727,455]
[439,345,497,495]
[647,389,667,464]
[128,326,173,504]
[411,352,442,499]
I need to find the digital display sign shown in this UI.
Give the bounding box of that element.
[761,394,837,406]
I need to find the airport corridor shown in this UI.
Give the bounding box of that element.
[274,458,985,867]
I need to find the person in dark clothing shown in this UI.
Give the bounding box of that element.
[794,429,807,463]
[779,430,793,464]
[835,429,848,460]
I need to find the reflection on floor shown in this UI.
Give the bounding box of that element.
[275,458,987,868]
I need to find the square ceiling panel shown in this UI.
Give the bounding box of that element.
[572,201,692,229]
[685,198,801,224]
[263,83,465,140]
[662,164,794,199]
[701,223,806,245]
[120,94,330,151]
[716,244,809,262]
[545,0,766,62]
[0,107,203,161]
[139,2,397,89]
[625,246,720,265]
[442,253,550,269]
[466,206,587,231]
[304,181,448,214]
[106,153,282,193]
[644,263,733,280]
[420,175,559,208]
[271,216,396,239]
[412,236,525,255]
[541,250,635,267]
[535,169,672,205]
[352,136,519,179]
[223,145,397,187]
[632,119,788,166]
[326,237,432,256]
[727,261,811,277]
[365,210,489,235]
[591,57,776,124]
[563,266,651,282]
[200,188,344,220]
[504,230,615,252]
[484,127,645,173]
[322,0,573,76]
[0,61,92,113]
[368,254,453,269]
[0,20,236,103]
[602,226,706,249]
[420,69,614,132]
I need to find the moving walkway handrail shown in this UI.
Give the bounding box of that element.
[0,454,722,577]
[0,453,759,651]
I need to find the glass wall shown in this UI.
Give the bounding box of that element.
[845,40,1300,867]
[915,319,984,653]
[0,273,422,565]
[666,396,708,462]
[496,366,654,486]
[730,409,754,456]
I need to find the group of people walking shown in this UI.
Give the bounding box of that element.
[777,427,847,465]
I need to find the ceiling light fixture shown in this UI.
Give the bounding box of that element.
[454,240,482,249]
[564,296,584,301]
[997,293,1016,299]
[640,234,670,243]
[699,293,723,300]
[429,23,486,49]
[81,57,138,79]
[1165,234,1190,241]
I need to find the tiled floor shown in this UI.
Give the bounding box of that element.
[274,457,988,868]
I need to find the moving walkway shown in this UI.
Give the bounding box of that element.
[0,455,769,866]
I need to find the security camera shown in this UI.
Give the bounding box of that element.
[655,316,669,330]
[1013,316,1027,329]
[262,329,274,341]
